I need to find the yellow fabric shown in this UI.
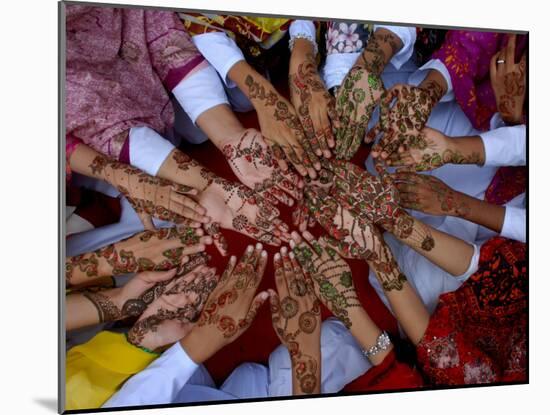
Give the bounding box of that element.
[179,13,290,49]
[65,331,158,411]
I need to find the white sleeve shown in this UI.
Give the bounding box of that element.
[191,32,245,88]
[103,342,199,408]
[480,124,526,166]
[373,25,416,69]
[321,52,361,89]
[322,25,416,89]
[408,58,455,102]
[500,206,526,243]
[289,20,316,40]
[454,242,481,283]
[172,64,229,124]
[128,126,175,176]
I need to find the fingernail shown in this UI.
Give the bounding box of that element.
[281,246,288,255]
[260,292,269,300]
[255,243,263,250]
[289,252,295,259]
[289,240,296,249]
[274,253,281,260]
[261,250,267,257]
[246,245,253,253]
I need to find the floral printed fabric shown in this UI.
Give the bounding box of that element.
[416,237,527,385]
[325,22,373,54]
[66,6,205,160]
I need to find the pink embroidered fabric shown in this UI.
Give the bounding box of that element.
[65,5,206,160]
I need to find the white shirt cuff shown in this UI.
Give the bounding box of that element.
[192,32,245,88]
[373,25,416,70]
[172,64,229,124]
[501,206,526,243]
[480,124,526,167]
[289,19,316,41]
[129,127,175,176]
[321,52,360,89]
[455,242,481,283]
[103,342,199,408]
[408,58,454,102]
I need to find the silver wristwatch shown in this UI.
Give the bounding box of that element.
[362,331,391,358]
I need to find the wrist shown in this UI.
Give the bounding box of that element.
[179,330,215,364]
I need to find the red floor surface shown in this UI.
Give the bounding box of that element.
[180,86,399,391]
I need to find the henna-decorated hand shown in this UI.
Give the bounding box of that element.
[303,183,384,260]
[385,127,482,172]
[88,155,210,229]
[222,129,304,206]
[290,232,361,329]
[292,166,336,232]
[334,66,385,160]
[180,244,269,363]
[370,83,440,160]
[244,74,321,179]
[126,265,218,351]
[392,172,471,217]
[269,246,321,395]
[490,34,526,125]
[198,177,290,255]
[323,160,415,239]
[65,226,212,287]
[289,52,337,159]
[78,269,177,324]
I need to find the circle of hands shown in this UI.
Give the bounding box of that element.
[73,34,527,378]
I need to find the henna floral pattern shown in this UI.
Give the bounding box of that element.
[270,251,321,395]
[127,267,218,350]
[289,53,336,157]
[373,84,441,158]
[89,155,202,225]
[388,129,483,172]
[222,129,302,206]
[292,236,361,328]
[65,227,203,286]
[245,74,319,173]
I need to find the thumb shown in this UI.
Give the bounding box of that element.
[239,291,269,331]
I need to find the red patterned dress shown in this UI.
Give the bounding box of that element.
[416,237,527,385]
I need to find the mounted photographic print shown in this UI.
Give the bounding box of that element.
[60,1,528,412]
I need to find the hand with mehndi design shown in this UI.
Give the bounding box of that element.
[66,268,180,331]
[370,83,439,160]
[222,129,304,207]
[392,172,471,217]
[303,183,384,260]
[334,65,385,160]
[490,34,526,125]
[292,166,336,232]
[289,231,361,329]
[198,177,290,253]
[323,160,415,240]
[385,127,483,172]
[88,155,210,229]
[126,265,219,352]
[180,244,269,363]
[289,44,337,159]
[227,61,321,179]
[65,226,212,287]
[269,246,321,395]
